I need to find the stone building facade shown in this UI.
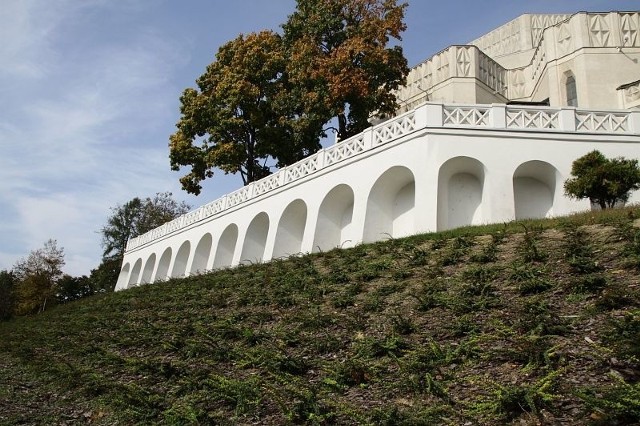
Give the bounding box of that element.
[115,11,640,290]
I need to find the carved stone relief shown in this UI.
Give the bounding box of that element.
[589,14,611,47]
[456,47,472,77]
[511,70,526,98]
[621,13,639,46]
[625,83,640,102]
[557,23,573,54]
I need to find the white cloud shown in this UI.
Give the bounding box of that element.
[0,0,192,276]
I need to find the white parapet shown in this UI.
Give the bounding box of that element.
[116,101,640,291]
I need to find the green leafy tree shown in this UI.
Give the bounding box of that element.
[282,0,409,141]
[88,257,122,294]
[564,150,640,209]
[56,274,93,303]
[101,192,190,261]
[169,31,314,194]
[0,270,15,320]
[170,0,408,194]
[12,239,65,315]
[98,192,190,292]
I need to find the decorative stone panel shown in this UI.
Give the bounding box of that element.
[589,14,611,47]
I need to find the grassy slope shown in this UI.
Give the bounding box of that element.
[1,208,640,425]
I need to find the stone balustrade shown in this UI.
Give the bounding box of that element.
[125,102,640,252]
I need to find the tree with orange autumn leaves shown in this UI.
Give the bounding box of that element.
[170,0,409,194]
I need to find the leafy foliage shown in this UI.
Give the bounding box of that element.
[101,192,190,261]
[282,0,409,141]
[56,275,94,304]
[87,257,122,294]
[0,270,15,320]
[12,239,65,316]
[170,0,408,193]
[564,150,640,209]
[169,31,309,191]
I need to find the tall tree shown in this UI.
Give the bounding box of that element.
[282,0,409,140]
[0,270,15,320]
[170,0,408,193]
[56,274,93,303]
[564,150,640,209]
[101,192,190,261]
[169,31,320,194]
[88,257,122,294]
[98,192,189,292]
[12,239,65,315]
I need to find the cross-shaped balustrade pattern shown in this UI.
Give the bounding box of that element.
[125,102,639,252]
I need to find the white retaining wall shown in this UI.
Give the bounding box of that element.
[115,102,640,290]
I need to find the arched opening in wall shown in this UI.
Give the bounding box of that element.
[127,258,142,288]
[437,157,485,231]
[363,166,416,243]
[273,199,307,258]
[213,224,238,269]
[313,184,354,253]
[513,160,559,220]
[190,233,212,275]
[171,241,191,278]
[141,254,156,284]
[240,212,269,265]
[154,248,172,282]
[116,263,130,289]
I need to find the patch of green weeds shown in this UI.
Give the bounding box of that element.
[513,296,566,336]
[327,357,373,387]
[355,259,393,282]
[577,374,640,425]
[355,335,409,359]
[453,265,501,313]
[362,292,384,312]
[617,222,640,269]
[390,311,416,335]
[439,236,475,266]
[518,224,547,262]
[331,282,363,308]
[410,279,447,311]
[470,232,505,263]
[509,262,553,295]
[283,385,335,424]
[490,370,559,422]
[563,225,603,274]
[204,374,261,416]
[605,309,640,360]
[462,264,500,285]
[369,404,455,425]
[407,246,430,266]
[595,281,636,311]
[570,273,608,294]
[448,314,480,337]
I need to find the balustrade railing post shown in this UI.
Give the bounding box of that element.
[558,107,577,131]
[314,150,325,170]
[414,103,428,128]
[246,182,256,199]
[629,111,640,135]
[363,128,373,150]
[424,103,443,127]
[490,104,506,128]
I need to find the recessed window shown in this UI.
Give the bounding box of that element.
[566,75,578,107]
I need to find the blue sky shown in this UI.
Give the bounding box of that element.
[1,0,638,276]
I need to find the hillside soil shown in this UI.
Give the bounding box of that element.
[1,208,640,425]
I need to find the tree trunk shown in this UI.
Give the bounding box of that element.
[337,113,347,142]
